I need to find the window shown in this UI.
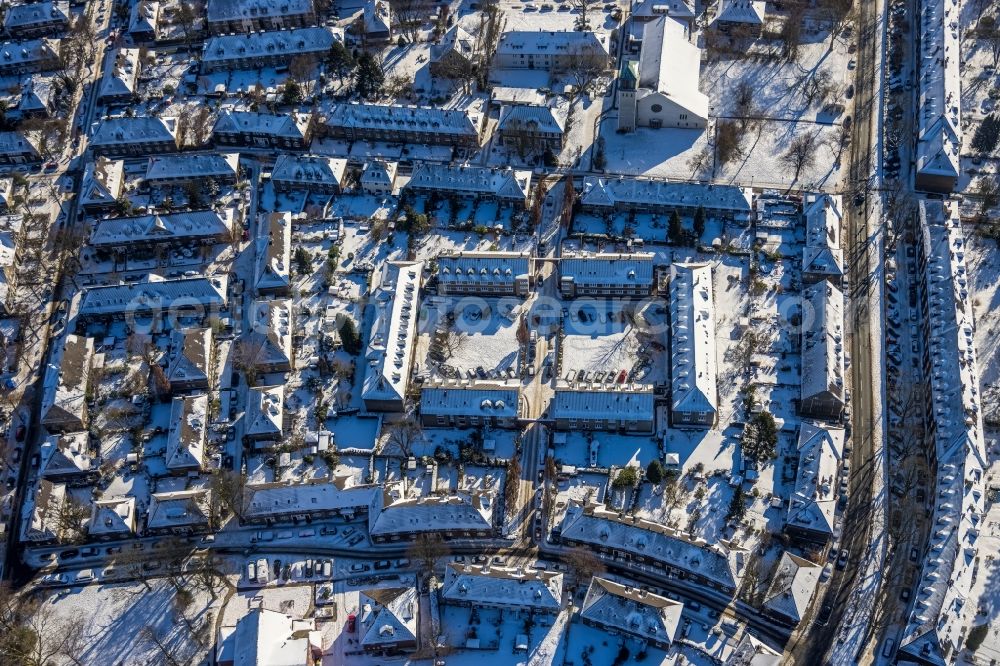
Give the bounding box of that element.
[650,104,663,113]
[679,114,688,120]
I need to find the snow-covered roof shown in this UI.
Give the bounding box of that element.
[128,0,159,35]
[17,75,55,115]
[327,103,481,140]
[560,251,654,287]
[726,633,782,666]
[39,432,95,478]
[90,209,234,246]
[245,479,375,521]
[407,163,531,202]
[914,0,961,186]
[3,1,69,30]
[41,335,93,429]
[763,552,822,624]
[362,262,422,407]
[146,488,211,530]
[91,116,177,148]
[785,421,844,538]
[166,327,212,387]
[0,131,40,158]
[580,176,753,218]
[255,212,291,293]
[670,263,717,418]
[207,0,312,23]
[98,48,140,100]
[89,496,136,537]
[800,281,845,408]
[441,564,564,612]
[420,386,520,419]
[80,157,124,207]
[245,385,284,440]
[498,104,565,134]
[559,502,747,589]
[581,577,683,645]
[802,193,844,278]
[271,154,348,189]
[231,607,314,666]
[368,485,494,537]
[213,110,311,140]
[437,251,530,286]
[631,0,695,21]
[712,0,766,25]
[145,152,239,183]
[244,299,292,371]
[358,587,417,649]
[166,395,208,472]
[898,200,988,663]
[0,38,60,68]
[491,86,546,106]
[432,24,476,63]
[552,388,654,423]
[77,275,228,317]
[22,479,64,542]
[635,16,708,120]
[360,160,396,189]
[363,0,391,34]
[202,26,341,67]
[496,30,610,59]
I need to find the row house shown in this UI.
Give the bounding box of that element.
[436,251,532,296]
[145,152,240,187]
[89,116,179,156]
[441,564,564,615]
[419,385,520,429]
[0,131,40,164]
[580,175,753,224]
[41,335,95,433]
[497,104,565,153]
[270,154,348,194]
[88,209,235,252]
[559,252,654,298]
[367,484,496,543]
[4,1,70,38]
[551,387,655,433]
[212,110,313,149]
[200,26,340,73]
[669,262,718,427]
[405,162,532,207]
[494,30,610,71]
[243,480,375,524]
[326,103,482,148]
[0,38,61,75]
[97,47,140,103]
[206,0,315,34]
[580,578,683,651]
[75,275,228,323]
[79,157,125,210]
[128,0,160,41]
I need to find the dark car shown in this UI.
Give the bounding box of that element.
[15,425,25,442]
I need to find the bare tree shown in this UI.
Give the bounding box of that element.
[232,335,269,386]
[733,81,759,131]
[0,584,87,666]
[385,420,422,456]
[563,546,605,585]
[407,533,449,573]
[288,54,318,83]
[561,51,608,96]
[210,468,247,524]
[715,119,743,168]
[570,0,598,30]
[52,496,90,543]
[388,0,423,42]
[781,131,820,183]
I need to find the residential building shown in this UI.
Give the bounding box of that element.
[799,281,845,420]
[243,479,375,524]
[145,488,212,535]
[206,0,315,34]
[580,176,753,223]
[201,27,341,72]
[897,200,988,663]
[436,251,532,296]
[669,262,717,427]
[362,261,422,412]
[165,395,208,473]
[97,48,140,103]
[165,327,213,391]
[212,110,313,149]
[581,577,684,650]
[79,158,125,210]
[145,152,240,187]
[270,155,348,194]
[0,223,18,312]
[367,485,495,542]
[221,608,322,666]
[41,335,94,432]
[357,587,417,655]
[89,496,138,539]
[405,163,532,206]
[244,386,284,442]
[419,385,520,429]
[551,388,655,433]
[16,75,56,117]
[90,116,179,156]
[128,0,159,41]
[494,30,610,71]
[711,0,766,33]
[0,38,61,75]
[441,564,564,614]
[361,0,391,42]
[255,211,292,295]
[559,252,654,298]
[762,552,822,625]
[630,0,695,25]
[430,25,475,78]
[75,275,228,322]
[326,103,482,148]
[914,0,960,193]
[360,159,396,195]
[89,209,236,250]
[801,193,844,283]
[38,432,97,482]
[556,502,748,593]
[242,299,293,373]
[21,479,65,543]
[497,104,565,152]
[618,16,708,131]
[3,1,69,37]
[726,634,782,666]
[0,131,40,164]
[784,422,845,543]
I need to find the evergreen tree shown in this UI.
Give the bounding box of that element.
[646,459,665,485]
[726,490,746,522]
[328,41,355,82]
[339,318,362,355]
[668,209,683,244]
[354,53,384,99]
[693,205,706,238]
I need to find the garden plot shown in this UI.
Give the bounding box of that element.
[552,431,660,470]
[412,229,536,263]
[409,427,518,460]
[559,300,667,387]
[416,296,525,379]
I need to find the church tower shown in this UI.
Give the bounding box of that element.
[617,60,639,133]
